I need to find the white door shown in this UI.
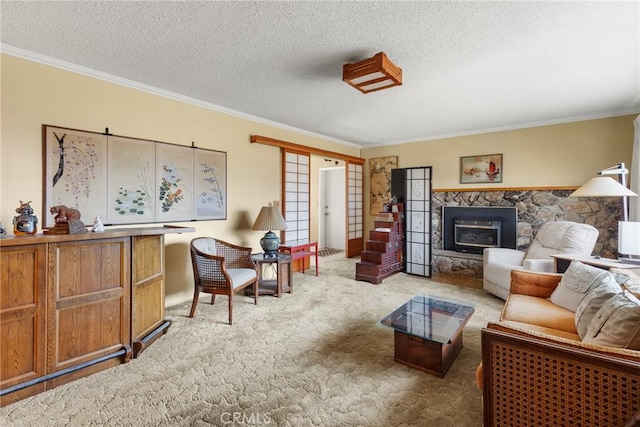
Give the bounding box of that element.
[320,167,345,250]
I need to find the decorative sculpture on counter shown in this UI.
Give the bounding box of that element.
[44,205,86,234]
[13,200,38,236]
[0,222,6,236]
[91,216,105,232]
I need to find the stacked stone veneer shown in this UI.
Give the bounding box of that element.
[431,189,622,278]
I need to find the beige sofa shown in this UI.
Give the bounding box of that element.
[477,267,640,427]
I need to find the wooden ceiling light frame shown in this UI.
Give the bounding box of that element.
[342,52,402,94]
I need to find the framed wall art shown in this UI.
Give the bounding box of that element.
[194,148,227,220]
[369,156,398,215]
[44,124,227,227]
[460,153,502,184]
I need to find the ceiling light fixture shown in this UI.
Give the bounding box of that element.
[342,52,402,94]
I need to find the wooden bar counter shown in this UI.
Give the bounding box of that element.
[0,225,194,406]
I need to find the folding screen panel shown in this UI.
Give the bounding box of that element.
[392,167,432,277]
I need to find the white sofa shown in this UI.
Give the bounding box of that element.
[482,221,599,299]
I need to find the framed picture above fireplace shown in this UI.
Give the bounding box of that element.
[460,153,502,184]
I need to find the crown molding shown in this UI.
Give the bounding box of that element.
[0,44,361,150]
[366,109,640,149]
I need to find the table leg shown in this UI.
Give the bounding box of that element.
[288,261,293,293]
[314,244,319,276]
[276,261,282,298]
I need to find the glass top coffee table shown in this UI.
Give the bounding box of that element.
[379,295,475,377]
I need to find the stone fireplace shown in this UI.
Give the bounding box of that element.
[431,189,622,280]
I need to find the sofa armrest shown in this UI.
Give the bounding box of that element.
[481,325,640,427]
[483,247,526,266]
[509,269,562,298]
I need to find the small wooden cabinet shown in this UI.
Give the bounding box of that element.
[355,203,404,284]
[0,226,193,406]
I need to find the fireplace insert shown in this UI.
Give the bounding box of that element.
[442,206,517,254]
[454,219,501,252]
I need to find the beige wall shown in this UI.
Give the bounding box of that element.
[361,115,637,232]
[0,54,359,306]
[2,53,637,306]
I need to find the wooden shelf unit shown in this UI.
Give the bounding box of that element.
[0,226,193,406]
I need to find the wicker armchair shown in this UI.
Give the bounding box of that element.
[189,237,257,324]
[481,323,640,426]
[479,268,640,427]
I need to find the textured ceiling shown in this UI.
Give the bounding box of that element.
[1,1,639,147]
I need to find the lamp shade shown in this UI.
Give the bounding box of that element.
[619,221,640,256]
[569,177,638,198]
[251,204,287,231]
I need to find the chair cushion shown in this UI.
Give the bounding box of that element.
[228,268,257,288]
[193,238,217,255]
[501,294,577,334]
[583,291,640,350]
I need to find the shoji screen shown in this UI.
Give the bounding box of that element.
[346,162,364,257]
[282,150,310,242]
[392,167,432,277]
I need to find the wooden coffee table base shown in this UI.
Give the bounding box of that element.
[393,329,464,378]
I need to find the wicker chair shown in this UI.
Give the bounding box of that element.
[481,323,640,426]
[479,269,640,426]
[189,237,258,324]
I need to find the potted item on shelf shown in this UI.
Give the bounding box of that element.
[13,200,38,236]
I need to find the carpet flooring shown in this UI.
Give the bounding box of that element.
[318,248,344,257]
[0,253,504,426]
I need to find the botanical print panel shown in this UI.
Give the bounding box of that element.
[44,125,228,226]
[107,136,155,224]
[194,148,227,220]
[156,143,194,222]
[369,156,397,215]
[44,126,108,228]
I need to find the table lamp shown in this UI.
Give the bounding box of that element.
[252,203,287,258]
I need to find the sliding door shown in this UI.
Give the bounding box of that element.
[282,150,310,242]
[346,161,364,257]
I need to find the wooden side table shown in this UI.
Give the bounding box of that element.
[247,253,293,297]
[551,253,640,273]
[279,240,318,275]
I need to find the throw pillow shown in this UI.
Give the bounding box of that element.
[574,278,622,339]
[549,261,609,312]
[582,291,640,350]
[510,270,563,298]
[610,267,640,297]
